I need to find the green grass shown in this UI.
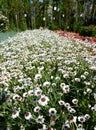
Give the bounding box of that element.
[0,32,17,42]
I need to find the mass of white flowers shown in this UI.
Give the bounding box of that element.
[0,29,96,130]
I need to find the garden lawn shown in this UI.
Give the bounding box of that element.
[0,29,96,130]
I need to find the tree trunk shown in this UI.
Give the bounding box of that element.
[90,0,96,23]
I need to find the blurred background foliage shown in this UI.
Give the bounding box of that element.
[0,0,96,37]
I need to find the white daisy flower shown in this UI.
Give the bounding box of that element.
[64,103,70,108]
[38,95,49,106]
[60,83,66,88]
[42,124,47,130]
[36,115,45,124]
[13,94,22,101]
[69,116,77,123]
[49,108,57,116]
[12,111,19,119]
[55,76,60,80]
[38,124,47,130]
[78,116,85,123]
[28,90,34,96]
[84,81,91,86]
[34,89,42,97]
[62,85,70,93]
[84,71,89,76]
[69,108,76,113]
[34,106,41,112]
[13,85,19,92]
[43,81,50,87]
[74,78,80,82]
[72,99,78,104]
[84,114,90,120]
[77,124,84,130]
[23,92,28,97]
[18,85,24,90]
[24,112,32,120]
[77,124,83,128]
[58,100,65,106]
[52,83,56,86]
[90,66,96,71]
[86,88,92,93]
[63,123,70,130]
[35,73,42,80]
[63,73,69,79]
[37,66,44,71]
[91,104,96,111]
[80,75,86,80]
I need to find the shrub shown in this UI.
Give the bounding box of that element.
[78,25,96,37]
[48,23,60,30]
[0,13,9,32]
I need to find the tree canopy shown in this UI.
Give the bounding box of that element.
[0,0,96,31]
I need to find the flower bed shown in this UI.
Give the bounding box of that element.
[0,29,96,130]
[54,30,96,44]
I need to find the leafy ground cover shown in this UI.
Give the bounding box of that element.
[0,29,96,130]
[0,32,17,42]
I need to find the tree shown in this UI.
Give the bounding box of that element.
[0,0,96,31]
[90,0,96,24]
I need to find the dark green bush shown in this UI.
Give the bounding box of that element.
[48,23,60,30]
[78,25,96,37]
